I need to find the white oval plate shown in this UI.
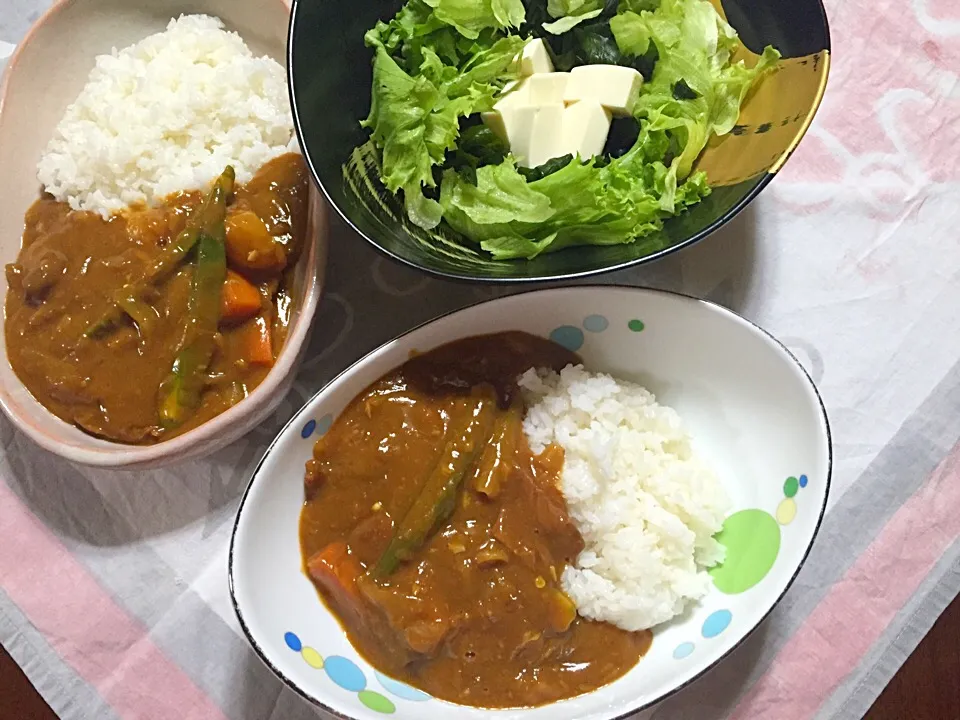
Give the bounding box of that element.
[230,285,831,720]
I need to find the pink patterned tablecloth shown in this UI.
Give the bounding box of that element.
[3,1,960,718]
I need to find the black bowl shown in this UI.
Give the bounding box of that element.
[288,0,830,282]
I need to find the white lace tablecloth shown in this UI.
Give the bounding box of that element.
[3,1,960,718]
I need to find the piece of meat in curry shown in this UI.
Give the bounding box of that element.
[4,153,308,444]
[299,332,652,709]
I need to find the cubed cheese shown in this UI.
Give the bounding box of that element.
[481,111,508,142]
[526,73,569,105]
[482,105,538,162]
[562,100,611,161]
[493,79,531,110]
[517,39,554,76]
[523,104,565,168]
[564,65,643,116]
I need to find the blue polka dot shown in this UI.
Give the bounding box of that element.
[702,609,732,639]
[673,642,695,660]
[799,474,808,488]
[315,414,333,437]
[583,314,609,333]
[375,671,431,701]
[301,420,316,439]
[324,656,366,692]
[549,325,585,352]
[284,632,302,652]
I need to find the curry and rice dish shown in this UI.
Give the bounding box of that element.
[3,15,308,443]
[300,332,731,708]
[5,155,308,444]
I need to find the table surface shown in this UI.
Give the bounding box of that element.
[4,595,959,719]
[4,0,960,719]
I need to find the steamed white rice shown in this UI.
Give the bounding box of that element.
[520,364,730,632]
[37,14,296,218]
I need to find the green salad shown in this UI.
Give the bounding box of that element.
[350,0,779,260]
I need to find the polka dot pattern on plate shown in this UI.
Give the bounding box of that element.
[375,671,431,701]
[301,646,324,669]
[675,473,808,659]
[583,314,609,332]
[301,419,316,438]
[549,325,585,352]
[710,509,781,594]
[628,318,645,332]
[776,473,805,525]
[783,476,799,498]
[702,609,733,638]
[325,655,367,692]
[286,633,433,708]
[359,690,396,713]
[315,414,334,437]
[284,631,302,652]
[776,498,797,525]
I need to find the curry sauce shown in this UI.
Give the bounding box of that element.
[4,153,308,443]
[300,332,651,708]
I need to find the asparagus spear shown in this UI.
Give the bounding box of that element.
[155,192,229,427]
[111,288,159,336]
[472,404,521,499]
[84,167,235,339]
[369,397,496,579]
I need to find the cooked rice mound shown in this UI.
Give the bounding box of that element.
[37,14,295,217]
[520,364,731,632]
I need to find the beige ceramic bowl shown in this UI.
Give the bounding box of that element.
[0,0,327,469]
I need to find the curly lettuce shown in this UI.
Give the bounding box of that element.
[362,4,524,227]
[353,0,779,254]
[423,0,526,38]
[611,0,780,177]
[439,120,709,259]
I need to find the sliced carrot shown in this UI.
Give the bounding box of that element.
[243,314,274,367]
[220,270,262,325]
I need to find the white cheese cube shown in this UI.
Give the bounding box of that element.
[492,79,531,110]
[526,73,569,105]
[481,111,508,142]
[523,104,566,168]
[562,100,611,161]
[482,105,538,162]
[564,65,643,116]
[517,39,554,76]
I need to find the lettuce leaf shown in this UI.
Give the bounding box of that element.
[542,8,602,34]
[439,120,711,259]
[363,18,523,228]
[361,47,446,227]
[442,158,554,224]
[423,0,526,39]
[546,0,603,17]
[491,0,527,28]
[611,0,780,178]
[542,0,605,34]
[365,1,453,70]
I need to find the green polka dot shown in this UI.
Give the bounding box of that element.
[784,476,799,498]
[358,690,396,714]
[710,509,781,594]
[628,319,645,332]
